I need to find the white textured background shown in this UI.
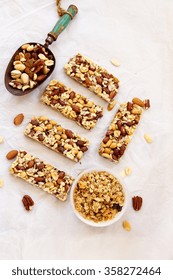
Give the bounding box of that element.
[0,0,173,260]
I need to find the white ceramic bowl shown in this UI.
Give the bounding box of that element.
[70,168,128,227]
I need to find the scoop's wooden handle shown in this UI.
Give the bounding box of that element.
[45,5,78,47]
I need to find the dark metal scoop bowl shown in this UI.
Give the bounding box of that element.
[4,5,78,96]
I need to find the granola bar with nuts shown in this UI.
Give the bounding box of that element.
[10,151,74,201]
[65,54,119,103]
[41,80,103,130]
[24,116,89,162]
[73,171,125,223]
[99,100,143,162]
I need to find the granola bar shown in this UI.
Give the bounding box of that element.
[24,116,89,162]
[99,101,143,162]
[64,53,119,103]
[9,150,74,201]
[40,80,103,130]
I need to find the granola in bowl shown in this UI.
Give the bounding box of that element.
[70,169,128,227]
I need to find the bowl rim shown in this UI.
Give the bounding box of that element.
[70,167,129,227]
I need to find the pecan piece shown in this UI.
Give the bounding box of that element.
[132,196,143,211]
[144,99,150,109]
[22,195,34,211]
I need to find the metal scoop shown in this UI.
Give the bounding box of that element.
[4,5,78,96]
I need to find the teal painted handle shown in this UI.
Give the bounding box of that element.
[45,5,78,46]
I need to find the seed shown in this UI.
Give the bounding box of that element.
[122,220,131,231]
[43,65,50,74]
[107,100,116,111]
[22,85,30,91]
[0,179,4,188]
[132,97,145,107]
[125,167,132,176]
[58,171,65,179]
[103,137,109,144]
[144,133,152,143]
[38,53,47,60]
[127,102,133,111]
[27,160,35,168]
[76,140,86,147]
[81,146,88,152]
[34,127,43,132]
[11,70,21,79]
[26,45,34,52]
[69,91,76,99]
[38,134,44,141]
[71,104,80,114]
[45,60,54,66]
[6,150,18,160]
[14,63,26,71]
[65,130,73,139]
[0,136,4,144]
[144,99,150,109]
[55,134,60,140]
[64,144,72,150]
[21,44,30,50]
[110,58,120,67]
[21,73,29,85]
[14,113,24,126]
[77,151,83,160]
[109,91,116,99]
[120,126,126,136]
[46,124,52,130]
[49,80,57,86]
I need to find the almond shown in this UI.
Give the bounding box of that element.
[14,113,24,126]
[132,97,145,107]
[6,150,18,160]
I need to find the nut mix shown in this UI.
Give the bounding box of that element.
[41,80,103,130]
[22,195,34,211]
[99,100,145,162]
[9,43,54,91]
[10,150,74,201]
[65,53,119,103]
[24,116,89,162]
[73,171,125,223]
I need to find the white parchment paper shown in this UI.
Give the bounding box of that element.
[0,0,173,259]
